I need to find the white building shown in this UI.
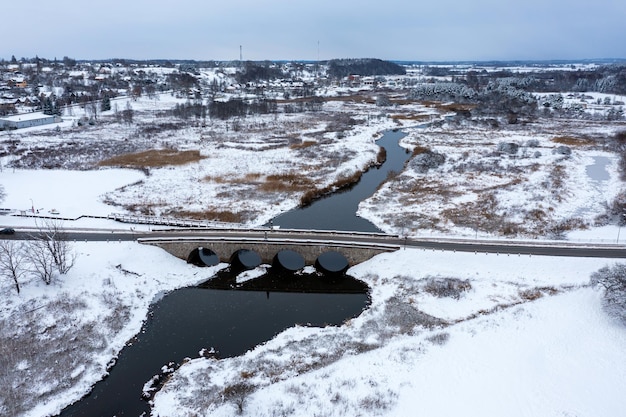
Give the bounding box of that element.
[0,112,57,129]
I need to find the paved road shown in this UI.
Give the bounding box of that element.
[4,227,626,259]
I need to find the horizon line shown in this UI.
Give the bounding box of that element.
[3,56,626,65]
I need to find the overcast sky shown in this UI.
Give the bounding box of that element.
[2,0,625,62]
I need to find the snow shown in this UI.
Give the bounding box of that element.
[151,249,626,417]
[0,168,144,218]
[236,265,269,284]
[390,289,626,417]
[358,120,626,240]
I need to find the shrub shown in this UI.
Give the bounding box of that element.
[554,145,572,156]
[426,332,450,346]
[497,142,519,155]
[591,264,626,323]
[409,150,446,173]
[383,297,446,332]
[423,277,472,299]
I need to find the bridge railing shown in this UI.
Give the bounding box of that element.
[137,235,401,251]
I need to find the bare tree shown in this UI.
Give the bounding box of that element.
[87,100,99,121]
[0,240,26,294]
[0,184,5,203]
[31,219,75,275]
[25,239,55,285]
[122,101,134,125]
[221,382,254,415]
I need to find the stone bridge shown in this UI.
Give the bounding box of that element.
[138,235,400,269]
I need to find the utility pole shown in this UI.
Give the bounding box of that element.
[316,40,320,79]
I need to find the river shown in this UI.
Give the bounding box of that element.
[59,128,410,417]
[271,129,410,231]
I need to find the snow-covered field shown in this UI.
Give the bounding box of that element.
[153,249,626,417]
[2,231,625,417]
[1,84,626,417]
[360,119,626,240]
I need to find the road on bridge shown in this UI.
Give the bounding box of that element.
[4,227,626,259]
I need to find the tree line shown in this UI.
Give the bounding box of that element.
[167,98,279,120]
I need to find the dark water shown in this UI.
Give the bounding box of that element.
[60,284,369,417]
[271,129,410,231]
[60,129,408,417]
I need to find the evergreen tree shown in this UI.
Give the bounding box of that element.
[101,95,111,112]
[43,97,54,115]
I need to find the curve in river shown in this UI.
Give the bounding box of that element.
[271,129,410,232]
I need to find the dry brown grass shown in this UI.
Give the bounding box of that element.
[397,176,446,193]
[325,95,375,105]
[440,193,505,231]
[167,209,243,223]
[390,98,425,105]
[203,173,263,184]
[525,209,547,222]
[552,136,596,146]
[549,165,567,193]
[261,173,315,193]
[376,147,387,165]
[306,93,424,106]
[202,175,230,184]
[282,95,375,105]
[411,146,430,156]
[204,171,316,194]
[519,286,558,301]
[98,149,205,168]
[289,140,317,150]
[432,102,477,113]
[300,170,363,206]
[390,114,431,121]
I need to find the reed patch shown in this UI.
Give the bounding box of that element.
[98,149,206,168]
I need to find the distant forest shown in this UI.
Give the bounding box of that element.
[327,58,406,78]
[422,64,626,95]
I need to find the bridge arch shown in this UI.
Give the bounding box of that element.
[315,251,349,274]
[187,247,220,267]
[272,249,305,272]
[230,249,262,270]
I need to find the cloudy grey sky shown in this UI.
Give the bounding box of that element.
[3,0,625,61]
